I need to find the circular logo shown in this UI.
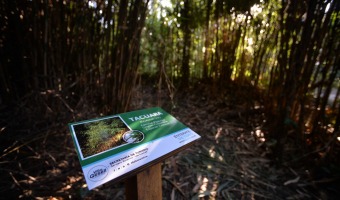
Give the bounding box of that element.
[123,130,144,143]
[87,165,108,182]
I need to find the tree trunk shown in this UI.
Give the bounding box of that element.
[180,0,191,88]
[202,0,212,80]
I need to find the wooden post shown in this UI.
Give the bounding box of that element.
[125,163,162,200]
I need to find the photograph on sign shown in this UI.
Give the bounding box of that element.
[71,116,131,159]
[69,107,201,190]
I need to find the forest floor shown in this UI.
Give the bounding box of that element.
[0,81,339,199]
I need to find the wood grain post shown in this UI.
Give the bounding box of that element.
[125,162,162,200]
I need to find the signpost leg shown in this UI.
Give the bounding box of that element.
[125,163,162,200]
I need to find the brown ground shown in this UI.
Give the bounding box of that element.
[0,82,339,199]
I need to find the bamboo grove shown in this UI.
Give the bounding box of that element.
[0,0,339,159]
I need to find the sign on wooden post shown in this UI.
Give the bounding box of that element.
[68,107,201,197]
[125,162,162,200]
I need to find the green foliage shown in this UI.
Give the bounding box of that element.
[140,0,339,162]
[83,119,126,156]
[1,0,338,164]
[84,121,109,153]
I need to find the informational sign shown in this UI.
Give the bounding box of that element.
[68,107,201,190]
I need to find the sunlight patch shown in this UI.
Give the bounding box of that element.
[251,129,266,142]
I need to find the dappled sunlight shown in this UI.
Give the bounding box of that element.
[195,175,218,199]
[250,3,263,17]
[88,0,97,8]
[326,124,334,134]
[57,175,84,193]
[208,145,224,162]
[214,127,223,143]
[251,129,266,142]
[176,116,311,199]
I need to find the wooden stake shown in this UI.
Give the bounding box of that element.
[125,163,162,200]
